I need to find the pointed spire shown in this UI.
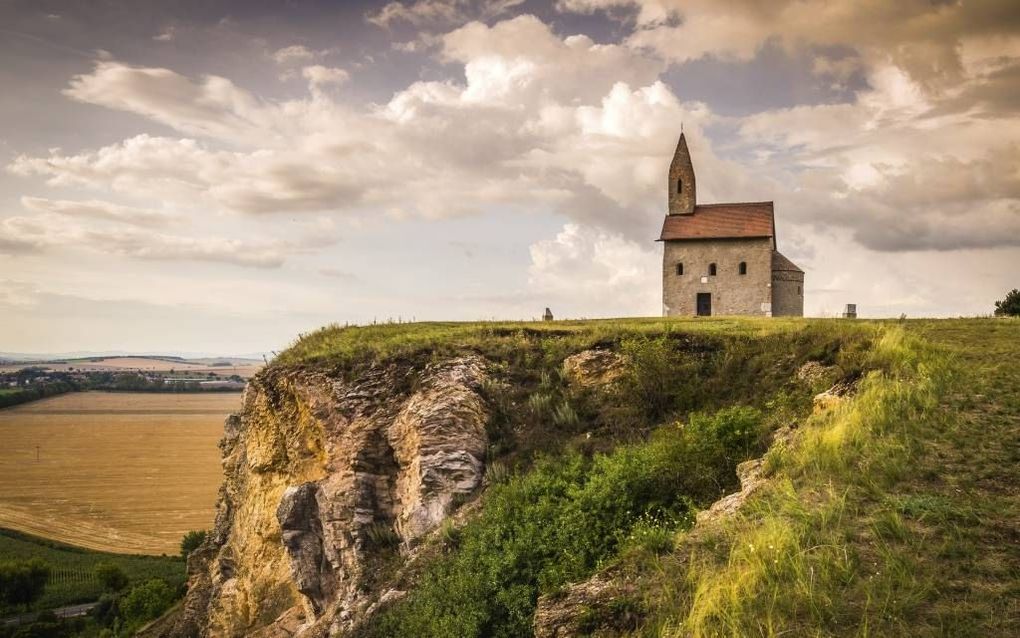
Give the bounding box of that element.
[668,131,696,215]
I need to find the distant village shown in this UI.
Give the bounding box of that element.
[0,356,257,408]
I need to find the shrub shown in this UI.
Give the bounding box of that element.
[618,335,700,421]
[179,530,207,558]
[994,288,1020,316]
[365,522,401,549]
[0,559,50,610]
[551,401,579,428]
[365,406,765,638]
[119,579,176,624]
[95,562,129,592]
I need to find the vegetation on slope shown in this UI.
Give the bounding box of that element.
[575,319,1019,637]
[0,529,184,612]
[269,318,878,637]
[216,317,1018,637]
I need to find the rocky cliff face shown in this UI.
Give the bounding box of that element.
[156,355,489,638]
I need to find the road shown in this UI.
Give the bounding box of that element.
[1,602,98,626]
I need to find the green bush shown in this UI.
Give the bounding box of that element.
[0,559,50,611]
[180,530,207,558]
[618,335,701,421]
[994,288,1020,316]
[364,406,765,638]
[119,578,176,624]
[95,562,129,592]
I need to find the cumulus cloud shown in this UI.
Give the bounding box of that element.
[528,223,660,317]
[8,19,690,235]
[8,8,1020,257]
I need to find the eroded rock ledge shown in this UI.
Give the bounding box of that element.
[153,355,489,638]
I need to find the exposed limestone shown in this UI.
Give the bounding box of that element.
[562,349,626,389]
[533,575,634,638]
[694,425,794,526]
[150,356,489,638]
[796,360,831,385]
[813,376,858,413]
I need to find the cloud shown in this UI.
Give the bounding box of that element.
[0,280,40,307]
[301,65,350,91]
[0,210,335,268]
[271,45,317,65]
[62,61,274,143]
[153,26,176,42]
[366,0,525,29]
[8,21,684,235]
[20,196,171,227]
[528,223,660,317]
[9,10,1020,257]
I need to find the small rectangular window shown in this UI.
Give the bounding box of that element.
[708,263,717,276]
[676,263,684,275]
[739,261,747,275]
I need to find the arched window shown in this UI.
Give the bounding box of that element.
[677,178,683,194]
[708,263,717,276]
[739,261,747,275]
[797,285,802,295]
[676,262,684,276]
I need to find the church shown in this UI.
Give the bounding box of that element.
[658,133,804,317]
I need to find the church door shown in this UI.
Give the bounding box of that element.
[696,293,712,316]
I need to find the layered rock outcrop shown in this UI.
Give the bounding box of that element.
[154,356,489,637]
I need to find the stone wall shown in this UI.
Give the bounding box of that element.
[771,270,804,316]
[662,238,773,316]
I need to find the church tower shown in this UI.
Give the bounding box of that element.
[668,132,696,215]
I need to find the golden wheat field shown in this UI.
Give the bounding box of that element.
[0,392,240,555]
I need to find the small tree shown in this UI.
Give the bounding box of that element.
[180,530,207,558]
[95,562,130,592]
[0,558,50,610]
[994,288,1020,317]
[119,579,176,623]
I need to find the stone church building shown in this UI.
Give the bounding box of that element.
[658,133,804,317]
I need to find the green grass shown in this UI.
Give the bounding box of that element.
[275,317,876,369]
[585,318,1020,637]
[0,528,185,612]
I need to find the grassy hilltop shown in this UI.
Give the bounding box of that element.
[262,317,1018,637]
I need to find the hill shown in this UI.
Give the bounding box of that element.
[145,318,1018,638]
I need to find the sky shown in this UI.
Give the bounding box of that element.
[1,0,1019,355]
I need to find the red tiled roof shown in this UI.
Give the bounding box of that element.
[658,202,775,242]
[771,250,803,273]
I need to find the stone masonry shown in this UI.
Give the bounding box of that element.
[658,132,804,317]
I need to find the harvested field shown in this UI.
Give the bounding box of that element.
[0,391,239,555]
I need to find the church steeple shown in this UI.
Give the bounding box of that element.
[668,132,696,215]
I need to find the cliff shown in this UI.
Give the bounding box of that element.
[149,319,895,638]
[153,354,493,637]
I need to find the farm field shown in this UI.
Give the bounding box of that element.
[0,355,262,378]
[0,391,239,555]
